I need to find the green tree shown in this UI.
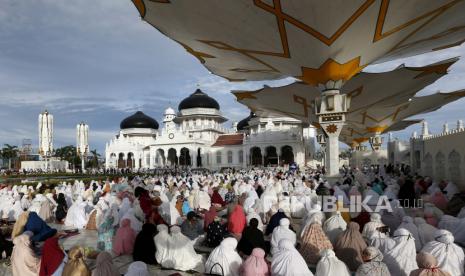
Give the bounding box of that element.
[88,149,100,168]
[54,145,81,169]
[1,144,19,169]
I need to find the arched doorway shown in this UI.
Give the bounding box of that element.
[109,153,116,168]
[156,149,166,167]
[167,148,178,166]
[435,151,445,181]
[250,147,262,166]
[118,153,125,168]
[281,145,294,165]
[127,152,134,168]
[265,146,278,166]
[197,148,202,167]
[179,147,191,166]
[448,150,461,184]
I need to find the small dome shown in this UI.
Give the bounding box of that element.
[164,107,176,115]
[120,111,159,129]
[178,89,220,111]
[237,112,256,131]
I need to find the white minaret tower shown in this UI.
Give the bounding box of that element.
[38,110,53,158]
[443,122,449,134]
[421,120,430,138]
[76,122,89,172]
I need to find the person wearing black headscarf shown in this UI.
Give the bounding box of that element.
[238,218,266,256]
[55,193,68,223]
[133,223,157,264]
[265,209,289,235]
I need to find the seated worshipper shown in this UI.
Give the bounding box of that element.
[383,228,418,276]
[133,223,157,265]
[410,252,451,276]
[62,246,90,276]
[97,204,119,251]
[204,206,217,230]
[180,211,204,241]
[121,208,143,233]
[271,239,314,276]
[398,216,422,251]
[40,236,67,276]
[124,261,150,276]
[162,225,204,271]
[134,186,153,218]
[265,208,288,235]
[205,216,227,248]
[414,217,437,246]
[240,248,270,276]
[211,187,226,207]
[238,218,266,256]
[323,211,347,245]
[246,205,264,232]
[12,211,57,242]
[335,222,368,271]
[39,196,54,222]
[362,213,385,242]
[154,224,169,264]
[11,231,40,276]
[355,246,390,276]
[299,212,333,265]
[369,225,396,254]
[205,237,243,276]
[315,249,351,276]
[92,251,119,276]
[113,218,136,256]
[0,231,13,260]
[64,196,88,229]
[271,218,296,256]
[421,229,464,276]
[55,193,68,223]
[228,203,247,238]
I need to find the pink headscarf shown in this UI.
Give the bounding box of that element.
[240,248,270,276]
[430,192,447,210]
[112,219,136,256]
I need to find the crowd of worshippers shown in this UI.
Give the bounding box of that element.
[1,165,465,276]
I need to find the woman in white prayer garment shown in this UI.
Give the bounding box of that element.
[245,207,264,232]
[362,213,385,242]
[414,217,437,246]
[290,195,306,218]
[315,249,351,276]
[270,218,296,256]
[383,228,418,276]
[162,226,204,272]
[205,237,242,276]
[271,239,314,276]
[154,224,170,265]
[64,196,88,229]
[397,216,422,251]
[11,195,24,221]
[421,229,465,276]
[118,198,131,221]
[323,211,347,245]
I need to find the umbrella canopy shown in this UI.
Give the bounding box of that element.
[133,0,465,86]
[232,58,461,145]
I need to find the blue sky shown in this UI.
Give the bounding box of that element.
[1,0,465,153]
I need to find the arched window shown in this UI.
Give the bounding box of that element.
[238,150,244,164]
[423,153,433,176]
[216,151,222,164]
[227,151,233,164]
[435,151,446,181]
[448,150,461,184]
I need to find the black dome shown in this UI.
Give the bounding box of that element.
[237,112,256,131]
[178,89,220,111]
[120,111,159,129]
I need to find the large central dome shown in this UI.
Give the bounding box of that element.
[120,111,159,129]
[178,89,220,111]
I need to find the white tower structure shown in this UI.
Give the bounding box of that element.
[38,110,53,158]
[77,122,89,172]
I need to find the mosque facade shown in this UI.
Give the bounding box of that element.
[105,89,316,170]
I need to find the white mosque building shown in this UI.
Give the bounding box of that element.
[105,89,316,170]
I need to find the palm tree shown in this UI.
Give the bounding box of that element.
[1,144,19,169]
[54,145,80,169]
[89,149,100,168]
